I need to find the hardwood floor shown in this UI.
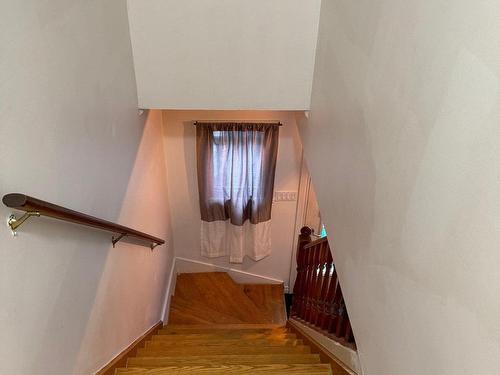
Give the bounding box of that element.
[240,283,286,325]
[168,273,285,325]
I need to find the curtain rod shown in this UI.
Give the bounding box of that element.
[193,120,282,126]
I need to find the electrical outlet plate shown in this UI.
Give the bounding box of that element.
[273,191,297,202]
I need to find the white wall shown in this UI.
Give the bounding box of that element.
[162,111,302,289]
[127,0,321,110]
[0,2,173,374]
[298,1,500,374]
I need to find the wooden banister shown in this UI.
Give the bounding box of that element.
[291,226,355,346]
[303,236,328,250]
[2,193,165,249]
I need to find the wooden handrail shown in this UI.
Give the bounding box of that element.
[2,193,164,249]
[291,226,355,346]
[303,236,328,250]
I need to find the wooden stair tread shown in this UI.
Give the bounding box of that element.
[137,345,311,357]
[151,332,297,342]
[160,324,285,332]
[127,354,322,367]
[115,364,332,374]
[146,338,303,347]
[162,323,286,329]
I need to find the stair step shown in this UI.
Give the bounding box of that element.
[159,324,285,333]
[152,331,297,340]
[152,332,297,341]
[127,354,322,367]
[157,330,287,337]
[116,364,332,374]
[137,345,311,357]
[146,338,303,347]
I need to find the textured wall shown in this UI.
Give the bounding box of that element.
[0,2,173,374]
[298,1,500,374]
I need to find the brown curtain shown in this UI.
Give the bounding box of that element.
[196,122,279,225]
[196,122,279,262]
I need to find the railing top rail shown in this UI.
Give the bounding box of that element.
[303,236,328,250]
[2,193,164,249]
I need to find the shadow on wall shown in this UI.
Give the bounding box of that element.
[71,110,174,374]
[182,121,201,229]
[0,110,172,375]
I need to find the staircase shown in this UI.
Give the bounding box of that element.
[114,272,332,374]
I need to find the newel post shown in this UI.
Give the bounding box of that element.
[291,226,312,317]
[296,226,312,263]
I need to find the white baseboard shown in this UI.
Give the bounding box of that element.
[160,258,177,323]
[175,256,284,284]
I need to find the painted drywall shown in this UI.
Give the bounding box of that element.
[162,110,302,289]
[74,110,173,373]
[0,2,173,374]
[126,0,321,110]
[298,1,500,374]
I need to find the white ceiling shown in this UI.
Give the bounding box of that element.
[127,0,321,110]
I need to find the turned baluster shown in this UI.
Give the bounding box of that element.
[304,242,318,322]
[334,296,349,338]
[328,285,345,335]
[344,320,354,343]
[304,242,321,321]
[292,226,312,318]
[299,252,310,321]
[309,241,329,325]
[324,269,340,332]
[315,247,333,327]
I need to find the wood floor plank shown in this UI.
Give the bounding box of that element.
[158,331,286,338]
[153,334,296,343]
[136,345,311,357]
[116,363,332,374]
[146,338,303,348]
[241,284,286,325]
[161,324,285,331]
[169,297,252,325]
[171,273,272,324]
[163,322,286,330]
[127,354,322,367]
[151,333,297,342]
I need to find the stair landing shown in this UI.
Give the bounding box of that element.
[168,272,286,325]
